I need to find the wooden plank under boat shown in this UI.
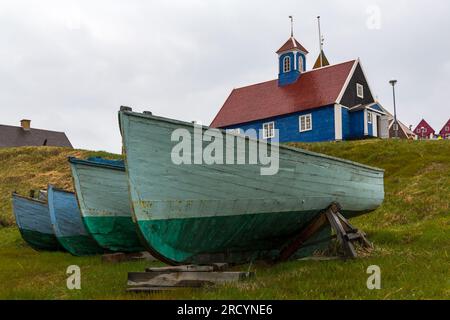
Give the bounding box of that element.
[48,185,105,256]
[11,192,61,251]
[119,109,385,265]
[68,157,144,252]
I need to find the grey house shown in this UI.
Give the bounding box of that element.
[0,119,72,148]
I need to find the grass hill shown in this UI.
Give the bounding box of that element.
[0,140,449,299]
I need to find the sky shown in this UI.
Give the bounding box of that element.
[1,0,449,153]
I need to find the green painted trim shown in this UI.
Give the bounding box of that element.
[57,235,106,256]
[136,211,334,265]
[82,216,144,252]
[19,229,61,251]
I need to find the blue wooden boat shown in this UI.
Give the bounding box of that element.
[68,157,144,252]
[12,192,60,251]
[119,108,385,265]
[48,185,105,256]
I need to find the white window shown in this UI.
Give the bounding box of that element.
[357,83,364,99]
[367,112,372,124]
[263,122,275,139]
[226,128,241,135]
[422,127,427,133]
[298,56,304,72]
[283,56,291,73]
[416,129,421,134]
[446,126,449,131]
[299,114,313,132]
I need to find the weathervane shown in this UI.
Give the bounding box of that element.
[289,15,294,37]
[317,16,324,67]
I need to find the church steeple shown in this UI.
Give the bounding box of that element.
[277,17,308,87]
[313,50,330,69]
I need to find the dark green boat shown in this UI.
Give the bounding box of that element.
[69,157,144,252]
[119,108,385,265]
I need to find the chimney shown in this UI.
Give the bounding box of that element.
[21,119,31,131]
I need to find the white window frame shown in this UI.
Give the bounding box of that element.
[283,56,291,73]
[298,56,304,72]
[299,114,313,132]
[262,121,275,139]
[445,126,449,132]
[367,112,372,124]
[226,128,241,136]
[356,83,364,99]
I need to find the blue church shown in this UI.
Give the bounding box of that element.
[210,35,388,142]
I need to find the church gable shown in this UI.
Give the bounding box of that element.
[339,63,375,107]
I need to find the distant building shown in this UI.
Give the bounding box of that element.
[378,106,416,140]
[0,119,73,148]
[413,119,435,140]
[211,34,389,143]
[439,119,450,139]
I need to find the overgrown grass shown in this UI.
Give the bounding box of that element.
[0,141,449,299]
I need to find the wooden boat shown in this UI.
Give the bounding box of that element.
[119,108,385,265]
[68,157,144,252]
[12,192,60,251]
[48,185,105,256]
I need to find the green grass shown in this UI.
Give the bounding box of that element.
[0,141,449,299]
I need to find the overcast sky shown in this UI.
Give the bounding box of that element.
[1,0,449,153]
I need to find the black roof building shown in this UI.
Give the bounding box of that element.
[0,120,73,148]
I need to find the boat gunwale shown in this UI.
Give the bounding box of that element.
[68,157,125,172]
[48,184,75,196]
[119,110,385,173]
[12,192,47,205]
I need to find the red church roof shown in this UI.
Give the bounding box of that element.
[211,60,356,128]
[276,37,309,54]
[413,119,435,138]
[439,119,450,136]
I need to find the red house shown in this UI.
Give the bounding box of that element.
[413,119,435,140]
[439,119,450,139]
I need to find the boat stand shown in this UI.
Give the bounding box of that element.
[127,263,254,292]
[278,202,372,262]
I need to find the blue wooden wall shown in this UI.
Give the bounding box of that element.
[349,110,365,139]
[342,108,350,140]
[224,105,336,143]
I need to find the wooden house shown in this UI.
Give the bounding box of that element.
[0,119,73,148]
[211,35,389,142]
[439,119,450,139]
[413,119,435,140]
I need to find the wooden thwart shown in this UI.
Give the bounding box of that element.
[278,202,372,262]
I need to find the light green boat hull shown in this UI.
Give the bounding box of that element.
[120,110,384,265]
[69,159,144,252]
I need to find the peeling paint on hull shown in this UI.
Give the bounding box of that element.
[69,158,144,252]
[48,186,105,256]
[12,194,61,251]
[119,111,385,265]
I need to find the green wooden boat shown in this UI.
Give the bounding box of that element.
[69,157,144,252]
[119,108,384,265]
[12,192,61,251]
[48,185,105,256]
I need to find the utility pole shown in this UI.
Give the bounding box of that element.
[389,79,399,138]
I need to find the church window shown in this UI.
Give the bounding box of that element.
[283,56,291,73]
